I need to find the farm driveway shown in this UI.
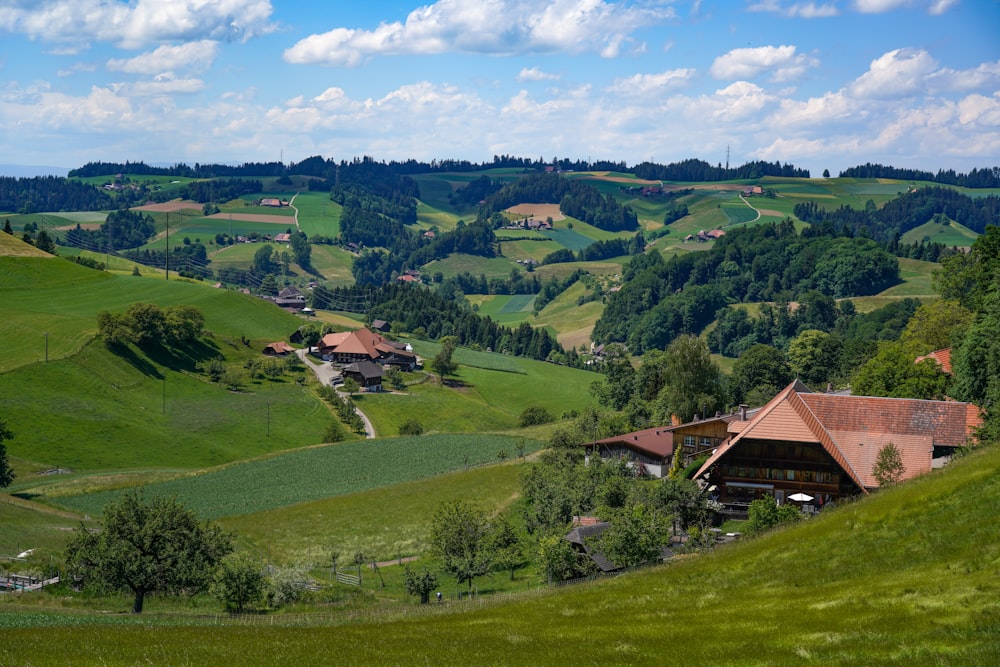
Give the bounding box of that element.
[297,349,376,439]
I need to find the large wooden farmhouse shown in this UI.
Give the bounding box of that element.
[318,327,416,370]
[695,380,980,514]
[587,380,980,515]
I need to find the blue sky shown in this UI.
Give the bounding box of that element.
[0,0,997,176]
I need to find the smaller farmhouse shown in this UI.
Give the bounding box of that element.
[343,360,383,392]
[262,341,294,356]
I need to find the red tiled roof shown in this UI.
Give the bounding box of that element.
[915,347,952,375]
[590,426,676,458]
[695,380,981,490]
[264,341,294,354]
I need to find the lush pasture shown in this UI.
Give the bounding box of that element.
[469,294,537,325]
[357,377,522,435]
[52,434,538,521]
[900,219,978,247]
[721,201,760,225]
[877,257,938,298]
[1,338,331,473]
[0,256,300,372]
[308,243,355,285]
[0,498,86,557]
[5,442,999,665]
[289,191,342,238]
[423,253,520,279]
[406,339,597,411]
[221,460,527,563]
[498,238,559,264]
[532,281,604,350]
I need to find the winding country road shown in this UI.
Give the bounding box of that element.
[296,349,376,439]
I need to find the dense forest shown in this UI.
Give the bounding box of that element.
[592,220,901,353]
[0,176,113,213]
[58,157,1000,192]
[839,163,1000,188]
[68,161,285,179]
[794,186,1000,242]
[634,159,809,181]
[62,209,155,251]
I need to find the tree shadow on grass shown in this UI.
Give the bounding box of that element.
[143,338,221,374]
[113,344,163,380]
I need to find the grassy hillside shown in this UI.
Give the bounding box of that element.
[3,441,998,664]
[0,337,332,473]
[220,462,527,564]
[0,256,301,373]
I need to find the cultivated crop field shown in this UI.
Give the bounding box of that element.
[221,462,527,563]
[52,434,538,520]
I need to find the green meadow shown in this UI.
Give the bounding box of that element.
[3,440,998,665]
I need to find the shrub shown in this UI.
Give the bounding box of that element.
[399,419,424,436]
[519,406,553,427]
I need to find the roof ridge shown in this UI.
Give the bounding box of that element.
[786,388,868,493]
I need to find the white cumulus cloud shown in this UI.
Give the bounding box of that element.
[851,48,938,98]
[711,45,817,82]
[517,67,560,82]
[0,0,275,49]
[107,40,220,74]
[283,0,675,66]
[606,69,695,96]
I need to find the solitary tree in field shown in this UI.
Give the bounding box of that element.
[430,500,492,592]
[873,442,906,488]
[431,336,459,384]
[212,552,266,613]
[0,418,14,488]
[65,489,232,613]
[403,567,438,604]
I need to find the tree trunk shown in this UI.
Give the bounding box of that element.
[132,590,145,614]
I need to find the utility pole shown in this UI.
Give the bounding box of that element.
[266,402,271,437]
[165,213,169,280]
[162,379,166,414]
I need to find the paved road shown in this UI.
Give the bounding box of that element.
[297,349,376,439]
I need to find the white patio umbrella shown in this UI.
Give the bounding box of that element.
[788,492,814,502]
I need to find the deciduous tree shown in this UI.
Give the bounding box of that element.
[403,567,438,604]
[212,552,266,613]
[594,503,669,569]
[872,442,906,488]
[65,489,232,613]
[430,500,492,592]
[431,335,459,384]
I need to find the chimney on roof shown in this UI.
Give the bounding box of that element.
[739,404,748,421]
[693,414,699,422]
[633,435,638,441]
[827,382,833,393]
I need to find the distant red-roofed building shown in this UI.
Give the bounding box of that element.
[318,327,416,370]
[263,341,294,356]
[916,347,952,375]
[694,380,981,516]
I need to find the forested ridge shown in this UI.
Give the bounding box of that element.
[593,220,901,353]
[839,163,1000,188]
[795,186,1000,242]
[0,176,113,212]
